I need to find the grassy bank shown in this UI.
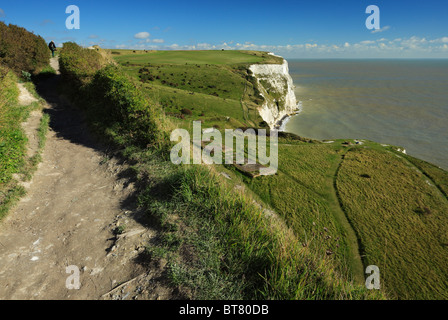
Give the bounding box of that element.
[0,65,49,220]
[58,43,380,300]
[109,49,448,299]
[0,21,50,75]
[336,146,448,299]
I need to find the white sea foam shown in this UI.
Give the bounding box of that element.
[278,101,303,132]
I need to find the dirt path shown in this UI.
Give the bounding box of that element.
[0,58,173,300]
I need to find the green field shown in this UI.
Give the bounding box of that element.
[112,49,282,65]
[336,146,448,299]
[59,44,381,299]
[112,50,275,130]
[243,137,448,299]
[46,44,447,299]
[244,140,366,284]
[110,50,448,299]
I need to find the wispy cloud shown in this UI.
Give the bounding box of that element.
[134,32,150,39]
[0,8,5,18]
[40,19,54,27]
[112,35,448,58]
[430,37,448,43]
[371,25,390,34]
[88,34,99,39]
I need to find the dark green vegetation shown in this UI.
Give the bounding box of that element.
[59,43,169,152]
[0,22,49,75]
[59,42,108,86]
[58,43,381,300]
[0,66,23,185]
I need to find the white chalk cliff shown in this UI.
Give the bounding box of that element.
[249,55,300,129]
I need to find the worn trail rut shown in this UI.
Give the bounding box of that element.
[0,58,173,300]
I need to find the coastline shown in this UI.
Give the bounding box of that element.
[276,100,302,132]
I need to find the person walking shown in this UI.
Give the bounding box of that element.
[48,41,57,57]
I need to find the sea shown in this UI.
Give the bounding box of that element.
[284,59,448,170]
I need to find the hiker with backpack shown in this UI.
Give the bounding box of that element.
[48,41,57,57]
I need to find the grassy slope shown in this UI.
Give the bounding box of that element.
[114,48,448,298]
[112,49,282,65]
[0,68,49,220]
[0,70,24,186]
[112,50,448,299]
[246,137,448,299]
[112,49,369,285]
[133,150,381,300]
[113,50,271,129]
[58,45,380,300]
[245,140,366,283]
[336,146,448,299]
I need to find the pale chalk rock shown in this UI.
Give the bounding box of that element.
[249,58,300,129]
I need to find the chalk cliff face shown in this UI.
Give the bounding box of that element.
[249,56,300,129]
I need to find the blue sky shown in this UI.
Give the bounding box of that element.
[1,0,448,58]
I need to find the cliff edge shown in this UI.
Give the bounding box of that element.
[249,54,301,129]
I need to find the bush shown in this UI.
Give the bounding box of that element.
[21,71,32,82]
[180,108,192,116]
[59,42,105,86]
[59,44,169,151]
[0,22,49,75]
[88,65,168,149]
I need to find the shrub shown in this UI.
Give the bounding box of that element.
[59,42,105,86]
[86,66,169,151]
[0,22,49,75]
[180,108,192,116]
[21,71,32,82]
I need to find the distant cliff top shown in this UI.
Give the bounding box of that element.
[110,49,284,66]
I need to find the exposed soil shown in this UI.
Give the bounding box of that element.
[0,58,175,300]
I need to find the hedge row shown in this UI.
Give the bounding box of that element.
[0,22,49,75]
[59,42,169,151]
[59,42,104,86]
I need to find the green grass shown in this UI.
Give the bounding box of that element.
[241,137,448,299]
[336,147,448,299]
[397,152,448,199]
[113,50,276,129]
[0,69,26,186]
[113,50,270,66]
[143,83,247,129]
[0,67,49,221]
[59,45,383,300]
[243,140,366,284]
[62,44,448,300]
[135,157,380,300]
[112,50,448,299]
[136,64,247,100]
